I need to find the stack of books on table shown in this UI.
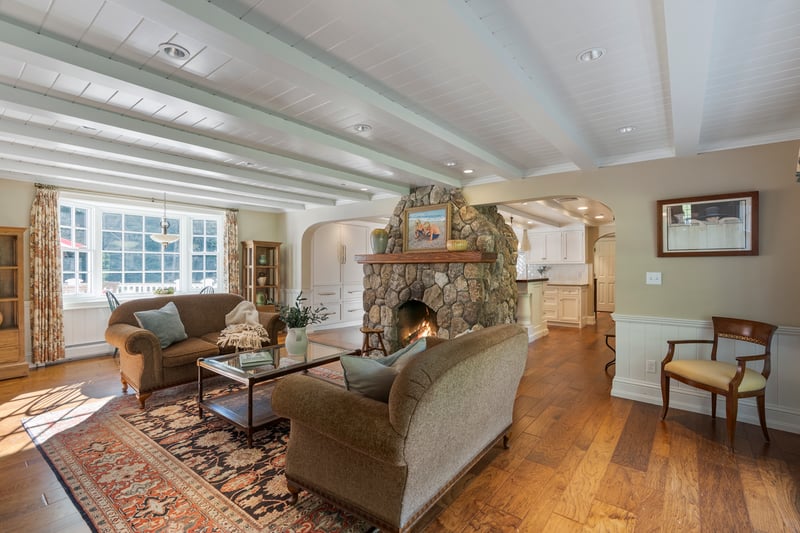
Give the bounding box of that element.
[239,352,273,369]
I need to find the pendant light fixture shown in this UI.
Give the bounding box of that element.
[150,193,179,249]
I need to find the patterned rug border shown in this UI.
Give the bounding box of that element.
[22,372,369,533]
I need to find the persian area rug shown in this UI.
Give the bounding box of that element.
[22,370,371,533]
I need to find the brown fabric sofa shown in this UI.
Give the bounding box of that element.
[271,323,528,532]
[105,293,283,408]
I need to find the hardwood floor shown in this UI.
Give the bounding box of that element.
[1,314,798,532]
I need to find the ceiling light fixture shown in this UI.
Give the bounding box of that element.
[353,123,372,133]
[445,161,457,167]
[462,169,474,174]
[618,125,636,134]
[158,42,190,60]
[577,206,589,211]
[594,215,605,219]
[577,47,605,62]
[150,193,180,249]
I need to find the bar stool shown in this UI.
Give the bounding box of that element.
[360,326,388,357]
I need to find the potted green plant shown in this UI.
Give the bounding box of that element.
[278,292,328,357]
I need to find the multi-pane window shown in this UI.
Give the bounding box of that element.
[59,196,223,300]
[192,219,218,289]
[60,205,90,295]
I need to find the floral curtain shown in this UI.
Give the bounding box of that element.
[225,209,240,295]
[30,184,65,364]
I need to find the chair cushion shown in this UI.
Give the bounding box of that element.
[665,360,766,392]
[134,301,188,349]
[340,337,431,402]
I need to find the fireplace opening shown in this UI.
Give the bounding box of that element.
[397,300,439,346]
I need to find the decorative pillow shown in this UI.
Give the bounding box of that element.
[134,301,188,348]
[341,337,430,402]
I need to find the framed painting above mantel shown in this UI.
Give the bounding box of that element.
[657,191,758,257]
[403,203,451,253]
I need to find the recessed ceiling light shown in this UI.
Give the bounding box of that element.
[360,187,369,191]
[527,221,533,225]
[594,215,605,219]
[353,123,372,133]
[577,206,589,211]
[462,169,474,174]
[445,161,457,167]
[577,47,605,62]
[158,42,190,60]
[618,125,636,134]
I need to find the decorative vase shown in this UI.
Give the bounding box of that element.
[370,228,389,254]
[446,239,468,251]
[257,275,267,286]
[285,327,308,359]
[258,254,268,265]
[256,292,267,305]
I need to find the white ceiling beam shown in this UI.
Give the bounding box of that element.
[0,83,409,195]
[0,159,299,211]
[0,120,365,202]
[498,205,566,228]
[111,0,523,178]
[399,0,598,171]
[0,17,458,188]
[663,0,717,157]
[0,140,325,207]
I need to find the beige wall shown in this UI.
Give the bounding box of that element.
[464,141,800,327]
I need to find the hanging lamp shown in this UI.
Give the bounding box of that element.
[150,193,180,249]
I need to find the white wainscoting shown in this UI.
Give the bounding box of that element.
[611,314,800,434]
[63,305,115,359]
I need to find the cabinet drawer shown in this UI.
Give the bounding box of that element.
[318,303,341,323]
[312,285,340,302]
[341,299,364,319]
[0,328,20,362]
[342,283,363,299]
[560,287,580,296]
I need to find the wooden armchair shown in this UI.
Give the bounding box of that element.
[661,316,777,449]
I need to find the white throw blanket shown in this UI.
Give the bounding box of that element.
[217,301,270,349]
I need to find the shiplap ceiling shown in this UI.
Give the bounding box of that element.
[0,0,798,215]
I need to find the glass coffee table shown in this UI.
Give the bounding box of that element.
[197,342,348,446]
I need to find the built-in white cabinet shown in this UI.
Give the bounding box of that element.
[312,223,372,328]
[542,284,590,327]
[528,228,586,264]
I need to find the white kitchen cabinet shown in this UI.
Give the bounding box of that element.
[542,284,590,327]
[528,228,585,264]
[311,223,372,327]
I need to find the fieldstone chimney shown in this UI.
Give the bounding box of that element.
[362,186,518,352]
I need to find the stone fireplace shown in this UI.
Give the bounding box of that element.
[360,186,518,352]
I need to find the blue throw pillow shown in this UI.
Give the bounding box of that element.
[134,301,188,349]
[340,338,430,402]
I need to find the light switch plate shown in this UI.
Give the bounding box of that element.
[646,272,662,285]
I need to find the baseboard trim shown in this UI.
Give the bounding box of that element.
[612,376,800,434]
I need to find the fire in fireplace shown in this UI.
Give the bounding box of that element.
[397,300,439,346]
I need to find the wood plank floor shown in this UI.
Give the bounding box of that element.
[1,314,798,532]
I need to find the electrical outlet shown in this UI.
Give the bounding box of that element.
[646,360,656,373]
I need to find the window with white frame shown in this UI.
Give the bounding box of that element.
[59,194,224,300]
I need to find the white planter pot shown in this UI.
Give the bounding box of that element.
[285,327,308,359]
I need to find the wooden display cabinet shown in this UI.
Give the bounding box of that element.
[241,241,280,312]
[0,227,27,380]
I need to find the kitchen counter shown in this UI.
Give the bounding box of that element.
[516,279,549,341]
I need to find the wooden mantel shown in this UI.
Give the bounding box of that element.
[355,251,497,264]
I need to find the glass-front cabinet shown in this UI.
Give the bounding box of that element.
[241,241,280,311]
[0,227,27,380]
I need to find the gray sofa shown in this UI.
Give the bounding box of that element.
[105,293,284,408]
[271,323,528,532]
